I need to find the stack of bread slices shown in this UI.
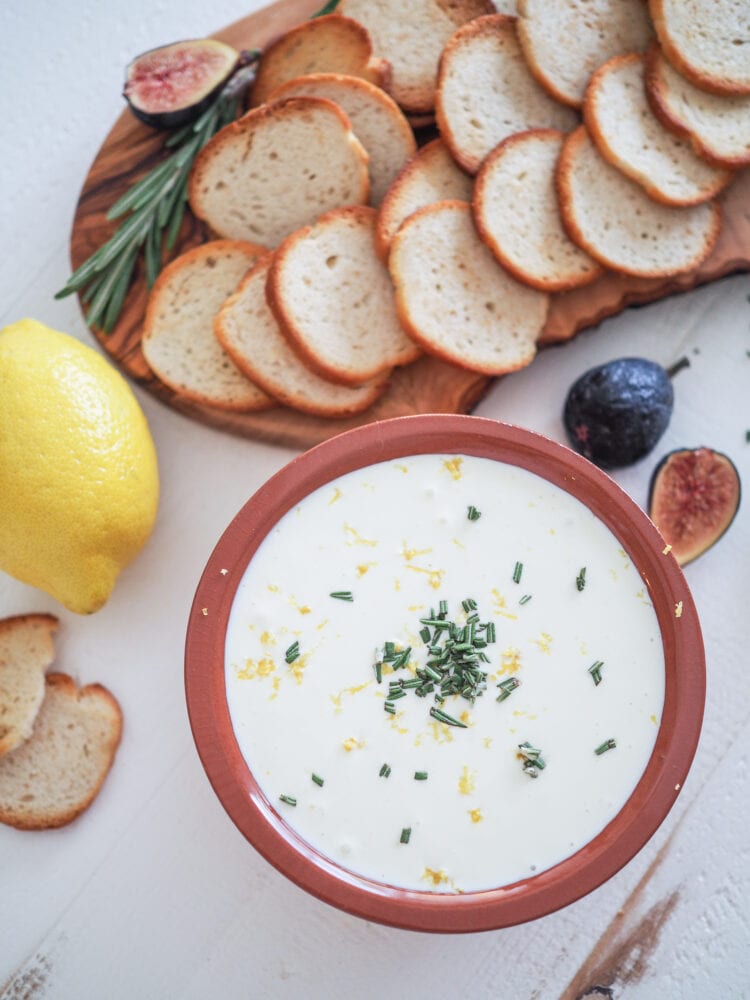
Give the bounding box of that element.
[141,0,749,417]
[0,615,122,829]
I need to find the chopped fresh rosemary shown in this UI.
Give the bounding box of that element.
[330,591,353,601]
[279,794,297,806]
[496,676,520,702]
[400,827,412,844]
[519,594,532,605]
[518,741,546,776]
[311,774,324,787]
[285,641,300,664]
[373,598,507,730]
[467,505,481,521]
[54,51,261,332]
[576,567,587,592]
[513,561,523,584]
[595,738,617,755]
[379,763,392,778]
[430,706,467,728]
[589,660,604,685]
[414,771,429,781]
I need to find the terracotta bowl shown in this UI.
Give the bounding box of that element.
[184,414,705,932]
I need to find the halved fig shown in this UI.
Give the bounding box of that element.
[124,39,239,129]
[649,447,741,566]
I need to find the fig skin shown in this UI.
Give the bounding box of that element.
[563,357,674,469]
[124,39,239,130]
[649,447,741,566]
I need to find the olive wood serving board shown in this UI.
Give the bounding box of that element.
[69,0,750,450]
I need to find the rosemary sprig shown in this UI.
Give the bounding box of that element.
[54,50,261,332]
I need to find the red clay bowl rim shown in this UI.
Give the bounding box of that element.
[184,414,705,933]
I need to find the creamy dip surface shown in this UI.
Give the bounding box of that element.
[225,454,665,893]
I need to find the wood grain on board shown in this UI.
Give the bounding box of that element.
[69,0,750,450]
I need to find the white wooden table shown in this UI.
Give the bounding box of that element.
[1,3,748,997]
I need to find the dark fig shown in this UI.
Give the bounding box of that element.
[649,447,740,566]
[563,357,674,469]
[124,39,239,129]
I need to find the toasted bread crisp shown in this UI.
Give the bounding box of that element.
[216,255,390,417]
[516,0,653,108]
[339,0,495,114]
[266,73,417,206]
[389,200,549,375]
[556,126,722,278]
[375,138,473,260]
[0,614,58,759]
[188,97,370,248]
[646,46,750,168]
[250,14,391,106]
[0,673,122,830]
[649,0,750,96]
[142,240,274,412]
[268,205,420,387]
[474,130,602,291]
[436,14,577,174]
[584,54,732,206]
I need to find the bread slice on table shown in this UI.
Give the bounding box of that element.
[216,254,390,417]
[188,97,370,248]
[436,14,578,175]
[584,54,732,207]
[0,673,122,830]
[267,205,420,387]
[266,74,417,206]
[648,0,750,96]
[0,614,58,759]
[474,129,602,291]
[338,0,496,114]
[142,240,274,412]
[516,0,653,108]
[388,200,549,375]
[375,138,473,260]
[250,14,391,106]
[646,45,750,168]
[556,126,722,278]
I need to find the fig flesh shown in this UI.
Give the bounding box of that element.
[649,448,740,566]
[124,39,239,129]
[563,357,674,469]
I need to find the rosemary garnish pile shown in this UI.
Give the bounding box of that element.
[55,51,261,332]
[376,598,500,724]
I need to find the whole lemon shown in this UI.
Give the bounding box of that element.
[0,319,159,614]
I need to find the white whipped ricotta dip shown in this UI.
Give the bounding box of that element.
[225,453,665,893]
